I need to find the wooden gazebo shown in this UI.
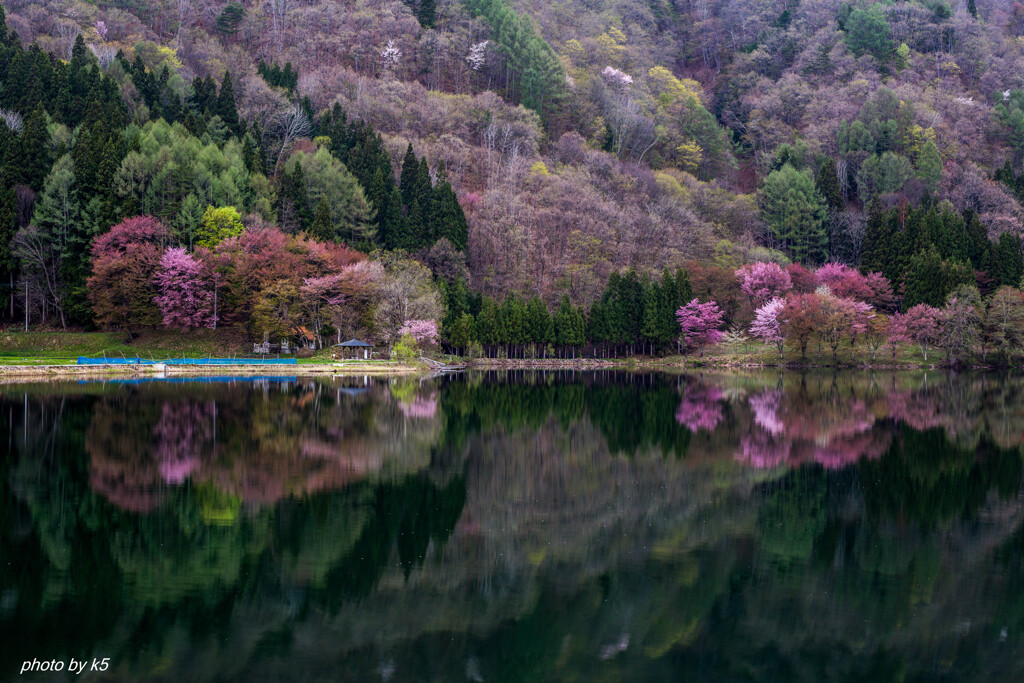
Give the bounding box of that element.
[334,339,374,360]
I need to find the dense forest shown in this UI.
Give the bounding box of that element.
[4,0,1024,356]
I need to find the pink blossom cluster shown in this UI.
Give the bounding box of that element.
[676,298,725,353]
[399,319,439,345]
[735,262,792,303]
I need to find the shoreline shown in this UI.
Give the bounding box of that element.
[0,362,427,381]
[0,354,992,381]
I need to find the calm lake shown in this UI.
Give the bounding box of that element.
[3,370,1024,681]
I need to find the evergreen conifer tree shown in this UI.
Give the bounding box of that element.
[998,232,1024,286]
[904,246,946,308]
[310,198,335,242]
[814,157,843,211]
[216,71,240,136]
[418,0,437,28]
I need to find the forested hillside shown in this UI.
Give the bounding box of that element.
[3,0,1024,352]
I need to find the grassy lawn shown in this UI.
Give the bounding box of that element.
[0,329,426,371]
[0,327,252,365]
[664,338,936,368]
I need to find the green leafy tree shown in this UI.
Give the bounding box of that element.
[857,152,913,201]
[428,163,469,250]
[474,296,500,353]
[196,206,244,248]
[985,286,1024,363]
[500,292,527,355]
[554,295,585,356]
[9,105,51,189]
[288,147,374,244]
[251,281,304,342]
[998,232,1024,286]
[32,154,78,254]
[995,90,1024,158]
[915,140,942,192]
[174,194,204,249]
[845,3,894,62]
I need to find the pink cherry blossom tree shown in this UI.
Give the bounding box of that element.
[153,247,216,330]
[676,298,725,356]
[750,297,786,357]
[819,293,871,362]
[735,262,793,304]
[886,312,908,359]
[863,271,896,310]
[786,263,817,293]
[301,274,348,349]
[863,312,889,361]
[902,303,941,361]
[398,319,439,346]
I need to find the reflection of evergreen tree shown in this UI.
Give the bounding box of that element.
[320,475,465,607]
[438,372,692,457]
[859,426,1022,528]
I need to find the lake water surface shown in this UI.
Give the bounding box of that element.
[3,370,1024,681]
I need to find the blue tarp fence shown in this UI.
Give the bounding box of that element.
[77,357,298,366]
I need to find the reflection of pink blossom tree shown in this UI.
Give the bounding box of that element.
[398,392,438,419]
[735,386,881,471]
[886,389,948,432]
[153,402,213,484]
[675,384,724,431]
[813,431,890,469]
[749,389,784,434]
[750,298,786,357]
[676,299,725,356]
[735,262,792,304]
[737,432,791,468]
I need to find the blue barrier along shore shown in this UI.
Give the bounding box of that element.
[76,357,299,366]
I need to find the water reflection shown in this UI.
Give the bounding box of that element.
[3,371,1024,680]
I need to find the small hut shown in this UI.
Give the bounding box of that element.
[334,339,374,360]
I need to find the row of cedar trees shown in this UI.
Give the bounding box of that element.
[0,15,468,325]
[861,202,1024,307]
[439,269,694,357]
